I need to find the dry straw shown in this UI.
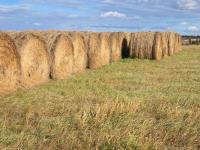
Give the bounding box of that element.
[88,32,102,69]
[0,32,20,95]
[45,32,74,80]
[8,31,50,88]
[110,32,121,62]
[130,32,155,59]
[69,32,87,73]
[100,32,111,66]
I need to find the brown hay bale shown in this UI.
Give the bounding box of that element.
[166,32,175,56]
[48,34,74,80]
[69,32,87,73]
[88,32,102,69]
[9,32,50,87]
[160,32,168,58]
[0,32,20,95]
[130,32,155,59]
[110,32,121,62]
[100,32,111,66]
[152,32,163,60]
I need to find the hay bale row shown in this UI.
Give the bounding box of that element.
[130,32,182,60]
[0,31,182,95]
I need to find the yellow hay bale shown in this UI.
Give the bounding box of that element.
[0,32,20,95]
[88,32,102,69]
[69,32,87,73]
[152,32,163,60]
[161,32,168,58]
[9,32,50,88]
[110,32,121,62]
[130,32,155,59]
[100,32,111,66]
[49,34,74,80]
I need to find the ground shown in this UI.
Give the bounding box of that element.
[0,46,200,149]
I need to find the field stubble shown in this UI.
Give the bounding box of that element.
[0,46,199,149]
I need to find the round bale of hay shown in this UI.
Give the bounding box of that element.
[69,32,87,73]
[110,32,121,62]
[160,32,168,58]
[152,32,163,60]
[88,32,102,69]
[0,32,20,94]
[49,34,74,80]
[100,32,111,66]
[11,32,50,87]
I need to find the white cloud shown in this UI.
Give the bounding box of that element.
[177,0,200,10]
[187,26,199,32]
[100,11,126,18]
[180,21,188,25]
[33,22,42,26]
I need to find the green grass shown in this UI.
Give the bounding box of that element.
[0,46,200,149]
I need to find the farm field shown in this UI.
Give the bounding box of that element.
[0,46,199,149]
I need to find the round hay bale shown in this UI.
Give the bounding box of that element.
[88,32,102,69]
[49,34,74,80]
[152,32,163,60]
[110,32,121,62]
[166,32,175,56]
[69,32,87,73]
[10,32,50,87]
[100,32,111,66]
[161,32,168,58]
[0,32,20,94]
[130,32,155,59]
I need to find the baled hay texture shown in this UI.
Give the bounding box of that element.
[152,32,163,60]
[119,32,130,58]
[166,32,175,56]
[100,32,111,66]
[88,32,102,69]
[10,32,50,87]
[69,32,87,73]
[110,32,121,62]
[50,34,74,80]
[160,32,168,58]
[0,32,20,95]
[130,32,155,59]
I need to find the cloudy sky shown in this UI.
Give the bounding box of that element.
[0,0,200,35]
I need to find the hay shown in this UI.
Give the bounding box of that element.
[152,32,163,60]
[110,32,121,62]
[69,32,87,73]
[0,32,20,95]
[100,32,111,66]
[48,34,74,80]
[88,32,102,69]
[130,32,155,59]
[160,32,168,58]
[9,32,50,87]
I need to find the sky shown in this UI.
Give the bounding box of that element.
[0,0,200,35]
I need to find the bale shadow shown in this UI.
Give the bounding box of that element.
[121,38,130,58]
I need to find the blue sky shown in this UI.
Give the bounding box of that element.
[0,0,200,35]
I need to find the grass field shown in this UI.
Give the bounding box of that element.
[0,46,200,149]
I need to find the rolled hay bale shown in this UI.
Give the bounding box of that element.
[152,32,163,60]
[88,32,102,69]
[46,33,74,80]
[110,32,121,62]
[9,32,50,88]
[100,32,111,66]
[69,32,87,73]
[0,32,20,95]
[160,32,168,58]
[130,32,155,59]
[166,32,175,56]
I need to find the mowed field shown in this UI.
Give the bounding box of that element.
[0,46,199,149]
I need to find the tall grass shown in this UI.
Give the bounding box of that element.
[0,46,199,149]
